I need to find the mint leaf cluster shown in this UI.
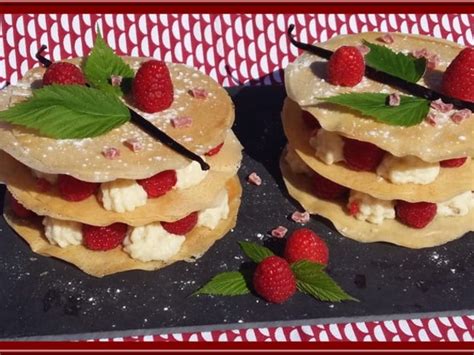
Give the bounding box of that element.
[0,31,135,139]
[321,93,430,126]
[194,241,357,303]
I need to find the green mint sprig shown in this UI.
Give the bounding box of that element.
[194,242,357,303]
[363,40,427,83]
[83,31,135,96]
[0,85,130,139]
[321,93,430,127]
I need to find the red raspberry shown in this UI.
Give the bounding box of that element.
[42,62,86,86]
[441,47,474,103]
[132,60,174,113]
[313,172,349,200]
[395,201,437,229]
[83,223,128,251]
[205,142,224,156]
[284,228,329,265]
[347,200,360,216]
[327,46,365,87]
[343,138,385,172]
[10,195,34,218]
[440,157,467,168]
[161,212,198,235]
[302,110,321,130]
[36,178,52,192]
[137,170,177,198]
[253,256,297,304]
[57,175,99,202]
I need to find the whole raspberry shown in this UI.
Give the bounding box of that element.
[441,47,474,103]
[253,256,297,304]
[161,212,198,235]
[132,60,174,113]
[313,172,349,200]
[42,62,86,86]
[137,170,177,198]
[205,142,224,157]
[327,46,365,87]
[395,201,437,229]
[57,175,99,202]
[440,157,467,168]
[83,223,128,251]
[343,138,385,172]
[284,228,329,265]
[10,195,34,218]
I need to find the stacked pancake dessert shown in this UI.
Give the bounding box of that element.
[281,31,474,248]
[0,35,242,277]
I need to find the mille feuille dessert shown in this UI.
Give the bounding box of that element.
[281,30,474,248]
[0,34,242,277]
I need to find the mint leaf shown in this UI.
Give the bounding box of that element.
[292,260,358,302]
[193,272,250,296]
[239,241,274,263]
[321,93,430,126]
[0,85,130,139]
[364,40,426,83]
[83,32,134,95]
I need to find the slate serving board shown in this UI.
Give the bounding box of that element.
[0,85,473,340]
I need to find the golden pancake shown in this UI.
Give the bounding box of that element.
[3,177,242,278]
[285,32,474,162]
[0,131,242,225]
[0,57,235,182]
[281,151,474,249]
[283,98,474,203]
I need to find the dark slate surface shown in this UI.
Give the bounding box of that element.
[0,85,473,340]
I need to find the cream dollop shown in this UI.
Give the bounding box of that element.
[348,191,395,225]
[175,160,208,189]
[43,217,83,248]
[376,155,440,185]
[309,129,344,165]
[100,179,148,213]
[437,191,474,217]
[197,189,229,230]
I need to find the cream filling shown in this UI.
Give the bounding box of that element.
[174,160,209,189]
[197,189,229,230]
[437,191,474,217]
[376,154,440,185]
[348,191,395,225]
[309,129,344,165]
[100,179,148,213]
[43,217,83,248]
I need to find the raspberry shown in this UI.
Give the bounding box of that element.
[284,228,329,265]
[132,60,174,113]
[83,223,128,251]
[137,170,177,198]
[57,175,99,202]
[161,212,198,235]
[36,178,52,192]
[327,46,365,87]
[343,138,385,172]
[441,47,474,103]
[253,256,297,304]
[313,172,349,200]
[302,110,321,130]
[42,62,86,86]
[205,142,224,156]
[348,201,360,216]
[395,201,437,229]
[440,157,467,168]
[10,195,34,218]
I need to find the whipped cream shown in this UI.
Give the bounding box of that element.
[31,169,58,184]
[285,149,313,175]
[309,129,345,165]
[198,189,229,230]
[175,160,208,189]
[437,191,474,217]
[376,155,440,185]
[43,217,83,248]
[100,179,148,213]
[348,191,395,224]
[123,223,185,262]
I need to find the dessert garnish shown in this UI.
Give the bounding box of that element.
[287,24,474,112]
[1,33,210,171]
[194,235,357,304]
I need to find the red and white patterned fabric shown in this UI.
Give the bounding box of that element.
[1,14,473,87]
[1,13,474,342]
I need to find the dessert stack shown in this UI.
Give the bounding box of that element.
[281,32,474,248]
[0,37,242,277]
